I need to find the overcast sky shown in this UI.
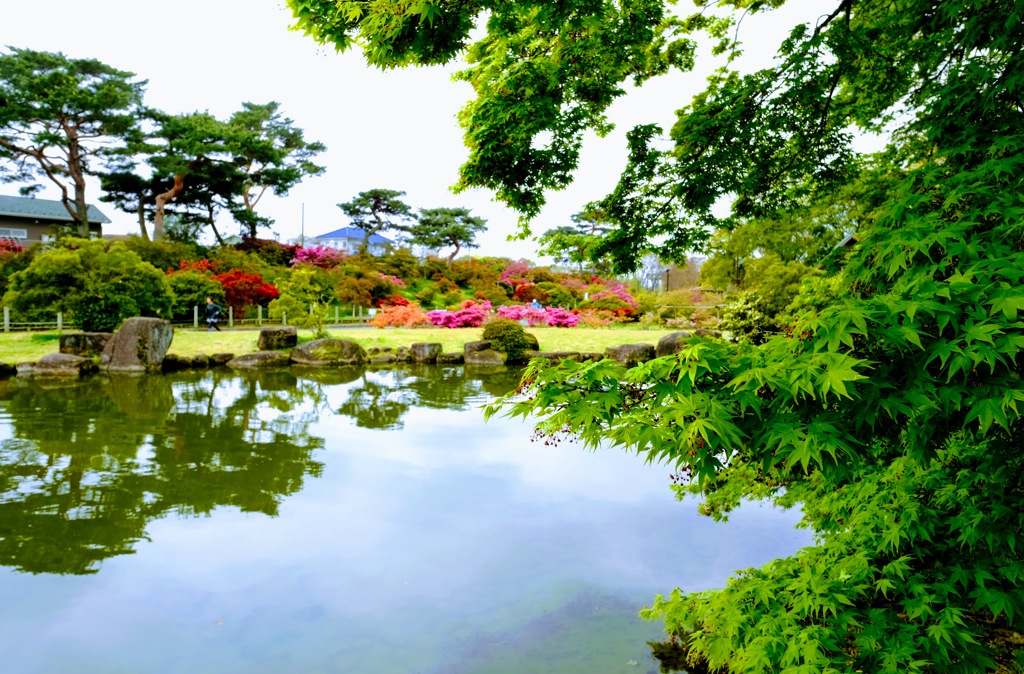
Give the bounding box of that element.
[1,0,822,260]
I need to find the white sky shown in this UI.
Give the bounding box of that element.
[1,0,824,260]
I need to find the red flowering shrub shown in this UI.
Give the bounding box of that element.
[376,294,410,308]
[0,239,25,255]
[513,283,548,304]
[212,270,279,316]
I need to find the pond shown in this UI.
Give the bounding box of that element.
[0,366,811,673]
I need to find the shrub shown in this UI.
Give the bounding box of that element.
[212,270,280,317]
[513,283,548,304]
[290,245,346,269]
[718,291,776,344]
[481,318,532,361]
[536,282,575,308]
[425,300,491,328]
[122,236,201,272]
[369,303,430,328]
[167,270,226,320]
[474,283,512,306]
[236,236,299,268]
[1,239,172,331]
[543,307,580,327]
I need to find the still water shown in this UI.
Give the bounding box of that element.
[0,366,810,673]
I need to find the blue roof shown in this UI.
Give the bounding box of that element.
[313,226,393,245]
[0,195,110,224]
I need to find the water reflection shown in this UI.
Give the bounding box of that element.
[0,366,522,575]
[0,372,327,575]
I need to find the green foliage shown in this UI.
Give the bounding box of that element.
[268,266,335,330]
[166,270,225,320]
[461,0,1024,671]
[2,239,171,331]
[121,236,201,272]
[717,291,777,345]
[337,188,413,252]
[0,48,146,236]
[481,318,531,362]
[409,206,487,265]
[536,282,575,309]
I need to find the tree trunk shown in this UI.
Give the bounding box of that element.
[207,205,226,246]
[446,240,461,266]
[153,173,186,242]
[137,200,149,241]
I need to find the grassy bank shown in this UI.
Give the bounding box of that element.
[1,325,681,363]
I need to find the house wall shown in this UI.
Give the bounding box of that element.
[0,215,101,243]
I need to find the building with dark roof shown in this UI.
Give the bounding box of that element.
[310,226,394,256]
[0,195,110,243]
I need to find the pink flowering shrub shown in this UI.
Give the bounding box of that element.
[496,304,580,327]
[290,245,346,269]
[500,260,532,288]
[0,239,25,255]
[590,279,638,309]
[378,273,406,288]
[426,300,493,328]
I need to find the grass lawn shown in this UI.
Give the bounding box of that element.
[1,324,680,363]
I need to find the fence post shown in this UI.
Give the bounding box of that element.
[194,305,199,329]
[334,306,339,324]
[283,311,287,326]
[258,306,263,326]
[57,312,62,332]
[3,306,8,333]
[228,306,234,328]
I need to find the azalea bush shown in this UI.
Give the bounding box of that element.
[212,269,279,317]
[426,299,491,328]
[369,303,431,328]
[290,245,346,269]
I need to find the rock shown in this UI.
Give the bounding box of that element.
[693,328,722,339]
[59,332,113,357]
[395,346,411,362]
[605,343,656,367]
[524,332,540,351]
[369,352,399,365]
[410,343,442,363]
[0,362,15,380]
[226,351,291,370]
[99,317,174,373]
[161,353,192,373]
[464,340,492,354]
[656,331,692,358]
[290,338,367,367]
[524,350,581,362]
[258,326,298,351]
[210,353,235,366]
[465,346,507,366]
[580,352,604,362]
[189,354,211,369]
[17,353,98,378]
[436,352,465,365]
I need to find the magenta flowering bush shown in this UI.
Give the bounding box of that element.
[591,280,638,309]
[426,299,492,328]
[290,245,346,269]
[543,307,579,327]
[378,273,406,288]
[495,304,579,327]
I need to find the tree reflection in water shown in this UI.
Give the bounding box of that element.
[0,365,522,575]
[0,372,325,575]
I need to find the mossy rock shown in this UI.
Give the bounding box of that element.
[290,338,367,366]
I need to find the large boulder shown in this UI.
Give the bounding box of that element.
[436,352,465,365]
[99,318,174,373]
[605,343,656,367]
[258,326,298,351]
[0,362,14,380]
[656,331,692,358]
[59,332,113,357]
[17,353,98,378]
[367,346,411,365]
[226,351,291,370]
[410,343,442,364]
[290,339,367,367]
[210,353,235,366]
[464,340,506,366]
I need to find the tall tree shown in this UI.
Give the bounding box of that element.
[409,206,487,265]
[337,188,413,253]
[227,101,326,239]
[536,206,614,273]
[0,48,146,236]
[296,2,1024,671]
